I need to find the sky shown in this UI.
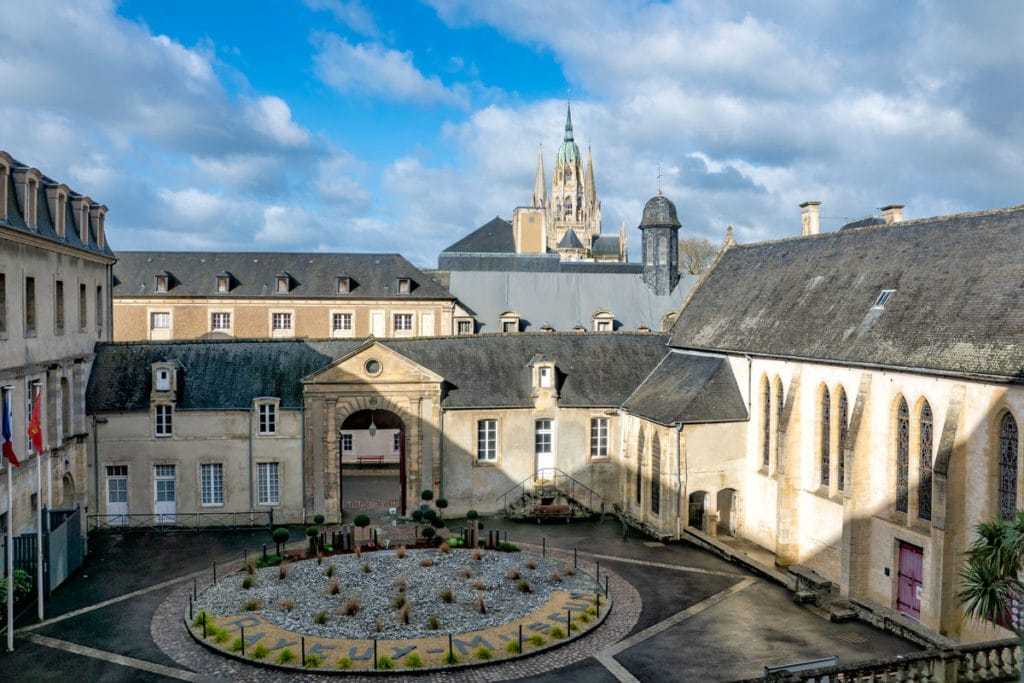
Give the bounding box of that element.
[1,1,1022,267]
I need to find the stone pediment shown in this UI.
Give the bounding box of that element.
[303,341,444,386]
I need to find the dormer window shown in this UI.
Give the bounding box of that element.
[46,185,69,238]
[539,366,552,388]
[529,354,556,392]
[592,309,614,332]
[873,289,896,309]
[499,310,520,334]
[155,368,171,392]
[276,273,292,294]
[13,167,42,229]
[0,152,10,223]
[215,273,234,293]
[397,278,412,295]
[337,276,352,294]
[70,196,91,244]
[154,274,169,293]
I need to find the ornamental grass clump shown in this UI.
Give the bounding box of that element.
[278,562,289,580]
[439,586,454,603]
[475,591,486,614]
[245,560,256,575]
[212,627,231,644]
[396,545,406,559]
[476,645,492,660]
[565,566,575,576]
[392,593,407,610]
[250,643,270,660]
[375,614,384,633]
[528,634,545,647]
[377,655,394,670]
[506,566,520,580]
[229,636,244,652]
[472,548,483,561]
[551,569,562,583]
[304,653,323,669]
[362,562,371,573]
[549,626,565,639]
[443,651,459,665]
[427,614,440,630]
[472,578,486,591]
[336,656,353,670]
[506,639,522,654]
[460,565,473,579]
[277,648,297,664]
[405,652,425,668]
[281,597,294,613]
[419,557,433,567]
[399,602,411,624]
[241,574,255,590]
[517,579,532,593]
[243,598,261,611]
[327,578,340,595]
[396,574,407,593]
[341,596,360,616]
[525,558,536,570]
[192,610,215,628]
[325,564,335,578]
[314,610,328,625]
[440,541,451,554]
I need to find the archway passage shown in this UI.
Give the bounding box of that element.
[61,473,75,507]
[688,490,707,529]
[717,488,737,536]
[340,409,406,516]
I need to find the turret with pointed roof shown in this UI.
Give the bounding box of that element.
[532,143,547,209]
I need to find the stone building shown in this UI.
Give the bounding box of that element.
[82,192,1024,647]
[0,150,115,536]
[112,252,464,342]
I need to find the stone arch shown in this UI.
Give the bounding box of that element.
[717,488,738,536]
[688,490,707,529]
[61,472,75,507]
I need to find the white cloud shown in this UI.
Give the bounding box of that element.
[313,34,467,106]
[243,97,312,148]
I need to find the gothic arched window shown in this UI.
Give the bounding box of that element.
[837,388,848,492]
[651,433,661,515]
[636,428,645,505]
[820,387,831,487]
[918,401,933,521]
[761,378,771,469]
[657,236,668,265]
[896,397,909,513]
[1000,412,1018,521]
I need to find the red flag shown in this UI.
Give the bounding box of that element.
[1,392,18,466]
[27,393,43,454]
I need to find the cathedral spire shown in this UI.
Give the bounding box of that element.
[564,101,574,142]
[532,143,547,208]
[585,145,596,205]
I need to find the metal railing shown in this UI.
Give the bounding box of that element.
[88,511,273,532]
[497,468,604,515]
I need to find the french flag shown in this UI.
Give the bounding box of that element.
[2,392,19,467]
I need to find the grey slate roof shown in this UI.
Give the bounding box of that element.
[1,157,115,259]
[440,217,516,254]
[669,205,1024,381]
[87,334,671,413]
[447,269,695,333]
[591,235,621,256]
[558,229,584,249]
[113,252,455,300]
[840,216,884,230]
[622,351,747,425]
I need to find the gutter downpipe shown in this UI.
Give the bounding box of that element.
[437,407,445,499]
[91,415,107,524]
[674,421,683,540]
[247,407,254,511]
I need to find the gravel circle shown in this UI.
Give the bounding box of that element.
[196,547,596,639]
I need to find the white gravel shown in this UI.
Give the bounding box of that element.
[196,547,596,639]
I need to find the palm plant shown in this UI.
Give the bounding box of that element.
[957,512,1024,680]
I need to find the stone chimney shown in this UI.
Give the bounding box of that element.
[880,204,904,224]
[800,201,821,236]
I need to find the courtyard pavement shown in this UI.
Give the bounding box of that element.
[0,486,924,681]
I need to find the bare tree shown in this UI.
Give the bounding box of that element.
[678,237,716,275]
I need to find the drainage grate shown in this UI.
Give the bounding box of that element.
[831,631,870,646]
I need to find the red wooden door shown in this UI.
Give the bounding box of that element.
[897,542,923,620]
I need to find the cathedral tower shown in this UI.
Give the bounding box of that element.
[546,104,602,258]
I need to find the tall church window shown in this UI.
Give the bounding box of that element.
[645,240,654,266]
[651,433,661,515]
[918,401,933,521]
[658,236,667,265]
[636,428,644,505]
[820,387,831,487]
[896,397,910,513]
[999,412,1018,521]
[761,378,771,469]
[776,379,784,465]
[837,388,848,492]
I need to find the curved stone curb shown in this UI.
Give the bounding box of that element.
[154,545,641,681]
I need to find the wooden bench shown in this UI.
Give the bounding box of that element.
[533,503,572,522]
[356,456,385,466]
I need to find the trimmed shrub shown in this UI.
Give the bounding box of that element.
[377,655,394,670]
[466,509,479,520]
[250,643,270,660]
[410,509,424,523]
[272,527,290,556]
[304,653,323,669]
[496,541,520,552]
[277,647,297,664]
[475,646,492,660]
[420,489,434,501]
[405,651,425,668]
[421,528,436,542]
[435,497,448,510]
[313,513,325,525]
[506,640,522,654]
[354,514,371,530]
[336,655,353,670]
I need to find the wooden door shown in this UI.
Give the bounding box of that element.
[897,541,923,620]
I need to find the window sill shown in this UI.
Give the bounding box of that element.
[201,503,224,508]
[154,434,173,439]
[590,456,611,463]
[258,502,281,507]
[474,460,499,467]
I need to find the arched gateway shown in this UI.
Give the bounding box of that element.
[302,342,444,523]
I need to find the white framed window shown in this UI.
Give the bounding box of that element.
[341,433,353,452]
[539,366,552,388]
[271,311,293,337]
[535,419,553,454]
[200,463,223,506]
[502,321,517,333]
[393,313,413,332]
[106,465,127,503]
[873,289,896,309]
[257,462,280,505]
[258,402,277,435]
[150,312,170,329]
[154,464,175,502]
[591,417,609,458]
[457,319,473,335]
[477,419,497,462]
[393,432,400,452]
[332,312,353,337]
[154,404,173,437]
[210,312,231,331]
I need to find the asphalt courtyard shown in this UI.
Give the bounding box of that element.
[0,483,923,681]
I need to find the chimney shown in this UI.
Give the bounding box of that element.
[880,204,904,224]
[800,201,821,236]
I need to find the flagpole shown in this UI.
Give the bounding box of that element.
[6,461,13,651]
[36,449,43,621]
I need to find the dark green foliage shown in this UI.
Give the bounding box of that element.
[496,541,520,552]
[354,514,371,528]
[305,525,318,538]
[313,513,325,525]
[410,509,424,523]
[435,497,448,509]
[420,489,434,501]
[466,509,479,520]
[421,527,436,540]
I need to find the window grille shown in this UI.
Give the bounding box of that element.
[919,402,933,521]
[1000,413,1018,521]
[838,389,848,492]
[820,388,831,487]
[896,398,910,513]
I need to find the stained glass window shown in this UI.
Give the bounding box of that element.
[918,402,933,521]
[636,428,644,505]
[762,379,771,469]
[896,398,909,513]
[820,388,831,487]
[838,389,848,492]
[651,433,661,515]
[1000,413,1018,521]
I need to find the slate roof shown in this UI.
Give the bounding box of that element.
[669,204,1024,381]
[622,351,747,426]
[440,217,516,254]
[592,235,621,256]
[1,155,115,260]
[113,252,455,300]
[558,229,584,249]
[840,216,885,230]
[87,334,671,413]
[447,270,695,332]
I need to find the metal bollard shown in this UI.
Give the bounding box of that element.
[262,544,267,561]
[374,638,378,668]
[193,577,197,600]
[202,611,207,638]
[243,547,247,567]
[301,636,306,663]
[240,625,245,656]
[518,624,523,652]
[567,609,571,634]
[212,561,217,584]
[542,537,546,556]
[448,633,453,661]
[574,547,577,568]
[189,594,193,621]
[605,575,609,597]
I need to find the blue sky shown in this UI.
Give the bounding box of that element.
[2,1,1023,267]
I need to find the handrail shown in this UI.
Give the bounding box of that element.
[87,511,272,532]
[496,468,604,514]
